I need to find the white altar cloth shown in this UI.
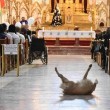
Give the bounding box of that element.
[38,30,96,38]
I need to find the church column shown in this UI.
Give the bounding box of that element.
[57,0,59,3]
[84,0,87,13]
[51,0,55,13]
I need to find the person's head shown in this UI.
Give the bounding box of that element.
[16,27,21,33]
[2,23,7,32]
[8,24,16,33]
[22,17,25,21]
[21,27,27,35]
[36,29,42,37]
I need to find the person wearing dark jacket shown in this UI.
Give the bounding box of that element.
[0,24,7,39]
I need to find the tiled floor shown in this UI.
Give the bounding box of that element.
[0,55,110,110]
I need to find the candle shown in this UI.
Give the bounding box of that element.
[91,27,92,31]
[42,27,44,32]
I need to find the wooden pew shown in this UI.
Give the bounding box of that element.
[24,39,29,62]
[96,52,102,66]
[109,40,110,74]
[0,38,9,75]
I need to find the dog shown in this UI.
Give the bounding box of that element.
[55,64,98,95]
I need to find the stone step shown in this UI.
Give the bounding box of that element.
[47,46,91,55]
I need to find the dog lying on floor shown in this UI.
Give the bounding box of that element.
[55,64,98,95]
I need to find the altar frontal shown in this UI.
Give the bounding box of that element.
[38,30,96,38]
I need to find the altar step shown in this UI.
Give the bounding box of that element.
[45,40,91,46]
[47,46,91,55]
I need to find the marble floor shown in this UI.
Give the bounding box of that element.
[0,55,110,110]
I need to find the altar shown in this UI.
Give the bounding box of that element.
[38,30,96,46]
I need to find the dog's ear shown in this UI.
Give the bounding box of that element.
[89,64,92,68]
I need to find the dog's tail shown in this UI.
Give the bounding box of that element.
[55,67,69,83]
[83,64,92,79]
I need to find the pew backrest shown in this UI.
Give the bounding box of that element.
[0,38,9,56]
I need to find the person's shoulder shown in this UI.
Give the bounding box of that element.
[19,33,25,38]
[13,33,20,38]
[7,33,12,36]
[5,33,12,38]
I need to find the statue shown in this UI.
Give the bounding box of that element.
[51,5,62,26]
[35,13,42,29]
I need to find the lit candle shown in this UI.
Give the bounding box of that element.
[91,27,92,31]
[42,27,44,32]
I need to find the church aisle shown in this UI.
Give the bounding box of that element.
[0,55,110,110]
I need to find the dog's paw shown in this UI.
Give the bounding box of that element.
[95,79,98,84]
[55,67,59,74]
[89,64,92,68]
[55,67,57,71]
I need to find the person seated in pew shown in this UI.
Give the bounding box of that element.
[2,23,13,44]
[0,24,7,56]
[15,27,26,65]
[8,24,20,44]
[1,23,13,71]
[15,27,25,44]
[21,27,32,46]
[0,24,7,39]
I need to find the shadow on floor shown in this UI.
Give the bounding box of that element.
[56,94,99,106]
